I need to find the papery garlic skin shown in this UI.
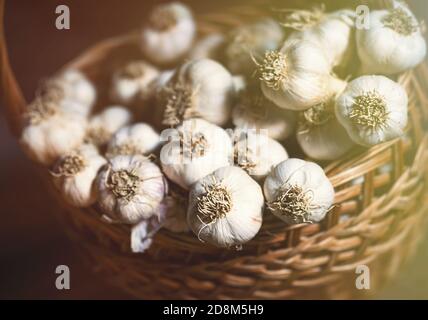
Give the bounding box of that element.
[335,75,408,147]
[106,123,160,158]
[42,69,96,117]
[141,2,196,66]
[189,33,225,60]
[264,158,335,224]
[226,18,284,75]
[287,9,355,68]
[131,213,165,253]
[159,59,234,126]
[97,155,167,224]
[187,166,264,248]
[356,5,426,75]
[234,133,288,181]
[160,118,233,190]
[131,219,154,253]
[52,144,106,207]
[258,40,345,111]
[111,61,159,103]
[131,204,167,253]
[20,98,87,165]
[232,87,296,141]
[86,106,132,146]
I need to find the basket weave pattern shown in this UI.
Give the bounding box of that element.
[1,1,428,299]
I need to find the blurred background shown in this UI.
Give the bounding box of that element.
[0,0,427,299]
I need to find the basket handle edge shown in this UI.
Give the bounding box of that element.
[0,0,26,137]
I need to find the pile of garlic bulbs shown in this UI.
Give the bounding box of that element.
[20,1,425,252]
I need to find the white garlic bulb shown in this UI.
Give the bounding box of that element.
[51,144,106,207]
[160,118,233,190]
[356,4,426,75]
[232,86,296,141]
[106,123,160,158]
[225,18,284,75]
[86,106,132,146]
[234,132,288,181]
[264,158,335,224]
[285,8,355,68]
[111,61,159,103]
[335,75,408,146]
[97,155,167,224]
[158,59,234,127]
[297,94,354,161]
[41,69,96,117]
[257,39,346,111]
[187,166,264,248]
[20,97,87,165]
[189,33,225,60]
[140,2,196,66]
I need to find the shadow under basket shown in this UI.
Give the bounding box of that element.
[2,0,428,299]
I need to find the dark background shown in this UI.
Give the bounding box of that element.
[0,0,428,299]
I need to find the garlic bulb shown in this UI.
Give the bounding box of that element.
[187,166,264,248]
[106,123,160,158]
[111,61,159,103]
[225,18,284,75]
[141,2,196,66]
[234,132,288,181]
[257,39,346,111]
[51,144,106,207]
[335,75,408,146]
[97,155,167,224]
[297,94,354,161]
[162,185,190,233]
[86,106,132,146]
[158,59,234,126]
[189,33,225,60]
[232,86,296,141]
[285,8,355,68]
[41,69,96,117]
[160,118,233,190]
[20,97,87,165]
[264,158,335,224]
[356,4,426,75]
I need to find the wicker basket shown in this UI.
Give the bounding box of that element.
[1,0,428,299]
